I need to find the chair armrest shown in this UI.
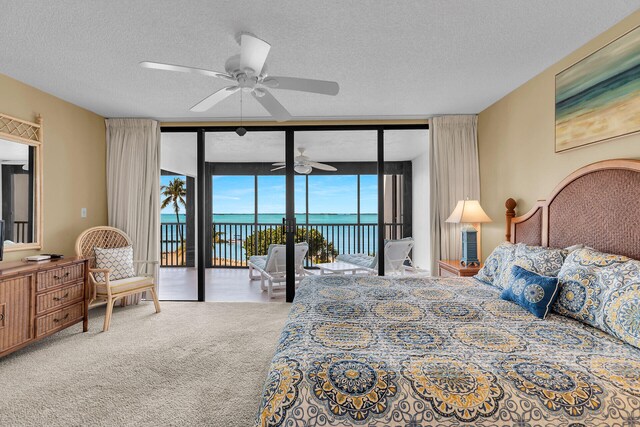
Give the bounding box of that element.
[88,267,110,281]
[133,260,159,265]
[89,268,111,276]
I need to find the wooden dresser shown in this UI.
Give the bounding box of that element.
[0,257,88,358]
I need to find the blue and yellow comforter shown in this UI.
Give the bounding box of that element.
[256,275,640,426]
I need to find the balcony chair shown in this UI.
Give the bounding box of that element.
[75,226,161,331]
[336,237,416,275]
[248,242,310,298]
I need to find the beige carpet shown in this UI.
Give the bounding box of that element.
[0,301,290,427]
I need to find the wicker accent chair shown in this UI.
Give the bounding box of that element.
[75,226,160,331]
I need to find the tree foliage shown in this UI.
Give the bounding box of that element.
[161,177,187,242]
[244,226,337,263]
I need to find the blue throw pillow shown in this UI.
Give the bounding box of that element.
[501,265,560,319]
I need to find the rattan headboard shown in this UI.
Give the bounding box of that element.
[505,159,640,260]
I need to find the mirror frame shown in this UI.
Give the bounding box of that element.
[0,113,43,252]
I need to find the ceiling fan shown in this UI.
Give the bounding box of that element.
[271,148,337,174]
[140,33,340,122]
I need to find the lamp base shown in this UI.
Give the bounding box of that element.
[460,227,479,267]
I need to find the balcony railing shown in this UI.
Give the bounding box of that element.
[161,221,404,268]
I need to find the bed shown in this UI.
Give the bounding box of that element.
[256,159,640,426]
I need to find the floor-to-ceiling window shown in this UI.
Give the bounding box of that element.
[158,132,197,300]
[384,129,430,271]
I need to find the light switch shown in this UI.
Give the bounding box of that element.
[81,208,87,218]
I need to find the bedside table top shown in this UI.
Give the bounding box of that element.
[438,259,483,275]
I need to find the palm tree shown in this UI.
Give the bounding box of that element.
[161,178,187,243]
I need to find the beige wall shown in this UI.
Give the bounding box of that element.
[0,73,107,261]
[478,10,640,259]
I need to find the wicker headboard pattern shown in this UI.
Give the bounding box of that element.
[506,159,640,260]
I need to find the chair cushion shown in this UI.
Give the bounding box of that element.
[94,246,135,281]
[501,265,560,319]
[96,276,153,295]
[336,253,375,269]
[249,255,268,270]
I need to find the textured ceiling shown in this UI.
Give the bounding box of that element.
[0,1,637,121]
[161,129,428,176]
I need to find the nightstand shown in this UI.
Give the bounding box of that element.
[437,260,483,278]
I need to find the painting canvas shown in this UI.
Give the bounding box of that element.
[555,25,640,152]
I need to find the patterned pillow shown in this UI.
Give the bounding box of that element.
[553,248,629,327]
[474,242,515,289]
[596,260,640,349]
[501,265,560,319]
[94,246,135,282]
[496,244,568,290]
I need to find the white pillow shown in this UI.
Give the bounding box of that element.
[94,246,135,282]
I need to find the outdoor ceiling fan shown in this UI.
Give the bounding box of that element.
[140,33,340,122]
[271,148,337,174]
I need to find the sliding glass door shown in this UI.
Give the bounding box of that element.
[383,129,430,274]
[293,130,379,274]
[159,124,429,302]
[204,131,292,301]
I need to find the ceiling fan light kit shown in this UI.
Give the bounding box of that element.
[271,148,337,175]
[140,33,340,122]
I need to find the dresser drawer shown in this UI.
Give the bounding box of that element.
[37,263,85,292]
[36,282,84,315]
[35,302,84,338]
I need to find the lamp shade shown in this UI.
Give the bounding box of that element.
[445,200,492,224]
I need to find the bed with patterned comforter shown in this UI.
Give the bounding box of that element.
[255,275,640,426]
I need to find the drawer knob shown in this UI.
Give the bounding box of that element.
[52,293,69,302]
[0,313,4,321]
[53,272,71,280]
[53,313,70,323]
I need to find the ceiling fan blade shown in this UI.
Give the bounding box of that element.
[190,86,239,112]
[262,76,339,96]
[140,61,234,81]
[252,89,291,122]
[240,34,270,76]
[307,161,337,172]
[271,162,286,166]
[270,166,286,171]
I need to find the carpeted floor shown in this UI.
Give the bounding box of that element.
[0,301,291,427]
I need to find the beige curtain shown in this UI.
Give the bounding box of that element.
[105,119,160,304]
[429,115,480,274]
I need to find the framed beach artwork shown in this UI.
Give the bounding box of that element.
[555,25,640,152]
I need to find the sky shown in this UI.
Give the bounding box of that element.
[161,174,378,215]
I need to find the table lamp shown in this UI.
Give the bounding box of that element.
[445,200,492,266]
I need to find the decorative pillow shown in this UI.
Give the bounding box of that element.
[553,248,629,327]
[501,265,560,319]
[94,246,135,282]
[496,244,568,290]
[474,241,515,289]
[596,260,640,349]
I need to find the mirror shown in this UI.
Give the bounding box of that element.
[0,113,42,253]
